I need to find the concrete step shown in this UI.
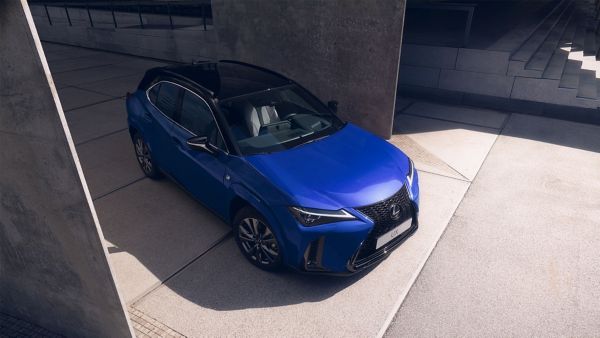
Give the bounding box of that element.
[542,19,578,79]
[511,0,573,62]
[527,3,576,71]
[584,29,597,56]
[560,59,582,88]
[577,68,597,99]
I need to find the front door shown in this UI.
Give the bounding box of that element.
[168,88,230,216]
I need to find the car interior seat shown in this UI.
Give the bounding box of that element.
[244,103,280,137]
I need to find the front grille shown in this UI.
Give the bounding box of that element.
[354,185,413,261]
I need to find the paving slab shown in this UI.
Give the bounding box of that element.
[65,98,127,144]
[401,101,508,129]
[438,69,514,98]
[113,57,170,72]
[43,48,106,62]
[398,65,440,88]
[56,86,114,111]
[394,96,415,113]
[48,54,115,74]
[389,134,465,181]
[393,114,501,181]
[134,171,469,337]
[386,114,600,337]
[76,130,144,199]
[77,73,147,98]
[41,42,74,53]
[96,178,231,303]
[52,64,144,87]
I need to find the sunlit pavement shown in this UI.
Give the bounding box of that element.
[43,42,600,337]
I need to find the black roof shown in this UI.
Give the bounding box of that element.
[145,61,291,100]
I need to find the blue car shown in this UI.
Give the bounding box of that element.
[126,61,419,274]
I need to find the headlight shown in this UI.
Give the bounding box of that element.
[407,158,415,186]
[289,207,356,227]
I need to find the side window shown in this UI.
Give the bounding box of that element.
[154,82,181,119]
[148,83,160,104]
[209,128,227,151]
[179,90,216,137]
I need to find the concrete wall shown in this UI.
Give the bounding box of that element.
[0,1,133,336]
[211,0,406,138]
[31,0,407,138]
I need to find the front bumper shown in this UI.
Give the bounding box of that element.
[272,175,420,275]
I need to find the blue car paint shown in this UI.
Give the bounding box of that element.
[127,89,419,274]
[245,123,410,209]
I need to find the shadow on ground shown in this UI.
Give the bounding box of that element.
[394,98,600,154]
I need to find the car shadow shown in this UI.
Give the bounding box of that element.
[149,237,368,311]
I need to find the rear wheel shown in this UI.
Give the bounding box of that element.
[233,206,282,271]
[133,133,161,179]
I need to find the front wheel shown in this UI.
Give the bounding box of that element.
[133,133,161,179]
[233,206,283,271]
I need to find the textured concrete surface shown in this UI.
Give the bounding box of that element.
[0,2,132,337]
[393,114,502,181]
[56,86,114,110]
[64,98,128,144]
[401,101,508,129]
[96,179,230,303]
[128,308,186,338]
[386,114,600,337]
[213,0,407,138]
[0,312,62,338]
[76,130,145,199]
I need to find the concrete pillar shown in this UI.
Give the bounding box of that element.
[0,1,133,336]
[213,0,407,139]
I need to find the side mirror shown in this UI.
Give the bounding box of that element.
[186,136,214,154]
[327,100,338,113]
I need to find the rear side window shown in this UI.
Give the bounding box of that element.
[154,82,181,119]
[148,83,160,104]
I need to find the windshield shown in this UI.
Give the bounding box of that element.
[218,85,344,155]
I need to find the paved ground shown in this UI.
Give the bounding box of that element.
[0,312,62,338]
[386,110,600,337]
[25,42,600,337]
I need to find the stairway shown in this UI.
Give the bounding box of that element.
[397,0,600,124]
[511,0,600,104]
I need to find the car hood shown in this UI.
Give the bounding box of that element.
[245,123,410,209]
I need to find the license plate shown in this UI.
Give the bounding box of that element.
[376,218,412,249]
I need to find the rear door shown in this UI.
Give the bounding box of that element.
[168,87,231,216]
[145,81,183,175]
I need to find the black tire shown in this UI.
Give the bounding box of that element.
[233,206,283,271]
[132,132,162,179]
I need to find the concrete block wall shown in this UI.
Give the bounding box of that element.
[0,2,133,336]
[399,44,515,99]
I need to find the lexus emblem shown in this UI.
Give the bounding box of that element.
[390,204,401,220]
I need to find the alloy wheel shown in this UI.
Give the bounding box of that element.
[238,217,280,266]
[135,137,153,174]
